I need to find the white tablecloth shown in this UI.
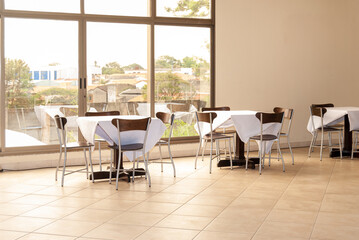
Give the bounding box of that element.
[307,107,359,133]
[196,110,282,153]
[76,115,166,161]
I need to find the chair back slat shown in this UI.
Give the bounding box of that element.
[311,107,327,117]
[202,106,230,112]
[196,112,217,123]
[255,112,284,124]
[111,117,151,132]
[156,112,173,125]
[167,103,190,112]
[54,115,67,129]
[311,103,334,108]
[85,111,120,117]
[273,107,293,119]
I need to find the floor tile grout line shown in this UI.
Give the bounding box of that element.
[308,156,337,240]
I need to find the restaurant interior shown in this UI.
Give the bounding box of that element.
[1,1,359,240]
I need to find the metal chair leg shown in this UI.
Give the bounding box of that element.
[55,148,62,181]
[228,139,233,169]
[195,140,202,169]
[209,140,213,174]
[143,149,151,187]
[277,140,285,172]
[109,149,113,184]
[320,131,324,161]
[132,152,136,182]
[308,134,315,157]
[168,143,176,177]
[88,148,94,183]
[61,150,67,187]
[115,153,122,190]
[338,131,343,159]
[287,136,294,165]
[83,149,89,179]
[158,143,163,172]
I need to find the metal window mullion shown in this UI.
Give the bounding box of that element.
[0,16,4,151]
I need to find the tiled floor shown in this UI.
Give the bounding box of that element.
[1,148,359,240]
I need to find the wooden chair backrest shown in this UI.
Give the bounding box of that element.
[167,103,191,112]
[156,112,174,125]
[255,112,284,124]
[196,112,217,123]
[311,103,334,108]
[85,111,120,117]
[54,115,67,129]
[60,107,78,117]
[311,107,327,117]
[273,107,293,119]
[202,106,230,112]
[111,117,151,132]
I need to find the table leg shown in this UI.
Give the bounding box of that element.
[217,133,256,168]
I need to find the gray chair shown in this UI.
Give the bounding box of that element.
[308,107,343,161]
[195,112,233,174]
[54,115,94,187]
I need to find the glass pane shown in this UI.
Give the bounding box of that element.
[85,0,148,17]
[155,26,210,137]
[5,0,80,13]
[87,22,149,116]
[157,0,211,19]
[5,18,78,147]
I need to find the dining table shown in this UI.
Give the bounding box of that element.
[76,115,166,180]
[198,110,282,168]
[307,106,359,158]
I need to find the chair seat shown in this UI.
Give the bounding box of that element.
[94,138,107,142]
[203,132,232,140]
[321,127,342,132]
[250,134,278,141]
[158,139,168,144]
[62,142,94,149]
[109,143,144,151]
[214,128,236,134]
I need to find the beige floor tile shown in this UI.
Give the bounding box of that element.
[107,191,156,201]
[218,207,270,221]
[69,188,116,199]
[22,206,79,219]
[63,208,121,223]
[0,230,27,240]
[147,192,194,204]
[254,221,313,239]
[156,215,213,230]
[47,196,100,208]
[0,192,25,203]
[1,184,47,194]
[229,197,277,210]
[266,209,318,224]
[173,204,225,217]
[17,233,76,240]
[35,219,101,237]
[205,217,262,234]
[311,224,359,240]
[239,189,283,200]
[0,216,54,232]
[134,227,199,240]
[84,223,148,240]
[0,203,38,216]
[320,194,359,213]
[194,231,253,240]
[0,215,12,222]
[109,212,167,226]
[187,195,236,206]
[10,194,60,205]
[86,198,140,211]
[129,201,181,214]
[200,187,245,197]
[274,198,321,212]
[316,212,359,227]
[34,186,83,196]
[281,189,324,201]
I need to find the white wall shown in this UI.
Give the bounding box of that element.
[216,0,359,145]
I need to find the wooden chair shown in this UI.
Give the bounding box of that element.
[167,103,192,136]
[85,111,120,171]
[246,112,285,175]
[109,117,151,190]
[273,107,294,165]
[54,115,94,187]
[202,106,236,160]
[195,112,233,174]
[312,103,343,130]
[308,107,343,161]
[147,112,176,177]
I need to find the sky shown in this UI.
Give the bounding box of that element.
[4,1,210,69]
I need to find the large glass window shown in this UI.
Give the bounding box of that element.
[4,18,78,147]
[5,0,80,13]
[157,0,211,19]
[87,22,149,116]
[155,26,210,137]
[85,0,148,17]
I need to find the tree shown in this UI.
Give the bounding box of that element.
[122,63,144,71]
[155,72,190,101]
[102,62,124,75]
[5,58,34,108]
[181,56,209,77]
[165,0,210,18]
[37,88,77,105]
[155,55,181,69]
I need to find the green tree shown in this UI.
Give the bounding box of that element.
[181,56,209,77]
[5,58,34,108]
[165,0,210,18]
[102,62,124,75]
[151,72,190,101]
[37,88,77,105]
[123,63,144,71]
[155,55,181,69]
